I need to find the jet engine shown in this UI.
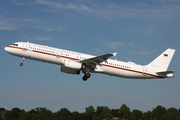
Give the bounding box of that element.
[61,66,80,74]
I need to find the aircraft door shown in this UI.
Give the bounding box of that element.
[56,50,61,58]
[143,67,148,76]
[22,41,29,51]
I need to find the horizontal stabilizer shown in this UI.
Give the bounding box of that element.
[156,71,175,78]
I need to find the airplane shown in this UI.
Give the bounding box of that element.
[5,41,175,81]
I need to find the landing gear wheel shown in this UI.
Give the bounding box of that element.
[20,62,23,66]
[82,72,91,81]
[82,76,88,81]
[86,72,91,78]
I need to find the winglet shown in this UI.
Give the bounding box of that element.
[113,52,117,56]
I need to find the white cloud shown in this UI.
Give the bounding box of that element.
[45,26,64,32]
[43,9,58,13]
[106,41,125,49]
[127,43,136,48]
[35,0,93,13]
[35,37,50,41]
[0,15,65,32]
[0,19,17,31]
[104,2,180,19]
[131,51,149,55]
[34,0,180,22]
[12,0,22,5]
[106,41,136,49]
[35,23,65,32]
[0,16,40,31]
[79,5,92,13]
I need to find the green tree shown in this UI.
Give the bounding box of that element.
[132,109,142,120]
[1,105,180,120]
[0,108,6,120]
[38,107,53,120]
[71,111,83,120]
[152,105,167,120]
[6,108,24,120]
[72,111,92,120]
[110,109,119,117]
[27,107,53,120]
[85,105,95,120]
[118,104,132,120]
[19,111,30,120]
[102,106,112,119]
[28,109,38,120]
[141,111,152,120]
[94,106,112,120]
[94,106,104,120]
[166,107,180,120]
[55,108,72,120]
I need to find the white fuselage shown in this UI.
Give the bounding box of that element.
[5,42,167,79]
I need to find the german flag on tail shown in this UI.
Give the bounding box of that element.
[164,54,168,57]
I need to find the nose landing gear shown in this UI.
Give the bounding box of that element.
[20,57,25,66]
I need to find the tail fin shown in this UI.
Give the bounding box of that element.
[147,48,175,71]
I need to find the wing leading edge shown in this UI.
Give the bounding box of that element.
[80,52,117,66]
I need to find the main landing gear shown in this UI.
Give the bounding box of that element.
[20,57,25,66]
[82,72,91,81]
[81,63,91,81]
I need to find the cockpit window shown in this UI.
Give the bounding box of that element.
[12,44,18,46]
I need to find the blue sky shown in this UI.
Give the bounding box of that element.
[0,0,180,112]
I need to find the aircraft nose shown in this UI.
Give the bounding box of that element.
[4,46,10,53]
[4,46,8,51]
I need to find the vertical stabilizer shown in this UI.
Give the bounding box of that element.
[147,48,175,71]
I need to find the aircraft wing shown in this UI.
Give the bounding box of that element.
[80,52,117,66]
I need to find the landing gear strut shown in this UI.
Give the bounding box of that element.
[82,72,91,81]
[20,57,25,66]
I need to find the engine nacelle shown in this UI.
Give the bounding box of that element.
[61,66,80,74]
[64,60,82,70]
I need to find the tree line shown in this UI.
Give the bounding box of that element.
[0,104,180,120]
